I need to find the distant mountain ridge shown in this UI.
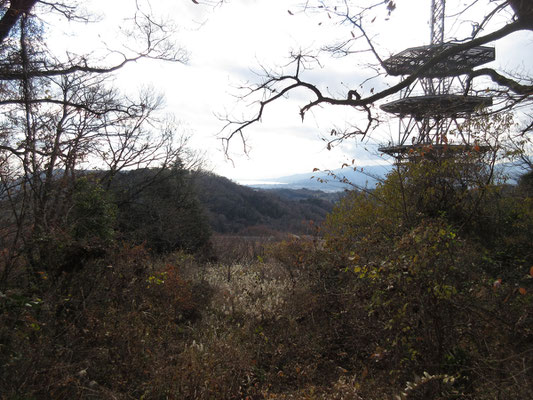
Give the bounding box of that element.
[244,162,529,191]
[244,164,394,192]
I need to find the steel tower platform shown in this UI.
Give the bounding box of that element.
[378,0,495,159]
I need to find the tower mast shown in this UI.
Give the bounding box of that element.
[430,0,446,45]
[378,0,494,159]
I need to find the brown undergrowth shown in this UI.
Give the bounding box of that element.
[1,219,532,399]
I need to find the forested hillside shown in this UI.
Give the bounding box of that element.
[195,172,340,235]
[110,168,212,253]
[106,168,339,240]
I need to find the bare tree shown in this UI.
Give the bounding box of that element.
[0,1,194,281]
[220,0,533,153]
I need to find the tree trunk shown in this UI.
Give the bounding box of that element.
[0,0,38,44]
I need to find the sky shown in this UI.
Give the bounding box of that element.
[44,0,533,182]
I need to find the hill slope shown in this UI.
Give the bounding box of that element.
[195,172,341,235]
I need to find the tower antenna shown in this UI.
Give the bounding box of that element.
[430,0,446,45]
[378,0,495,159]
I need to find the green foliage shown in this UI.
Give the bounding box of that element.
[319,155,533,398]
[111,167,211,254]
[70,177,116,243]
[22,177,116,275]
[519,169,533,195]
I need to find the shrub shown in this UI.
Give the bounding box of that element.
[315,157,533,398]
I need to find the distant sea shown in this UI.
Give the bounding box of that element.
[237,180,288,186]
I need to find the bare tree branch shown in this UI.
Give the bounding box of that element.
[466,67,533,95]
[222,14,531,153]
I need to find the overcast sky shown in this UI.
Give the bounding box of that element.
[46,0,533,182]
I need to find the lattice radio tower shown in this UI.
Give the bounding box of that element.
[378,0,495,158]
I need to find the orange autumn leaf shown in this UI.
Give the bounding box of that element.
[519,287,527,295]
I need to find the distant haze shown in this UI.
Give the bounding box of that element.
[245,164,394,192]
